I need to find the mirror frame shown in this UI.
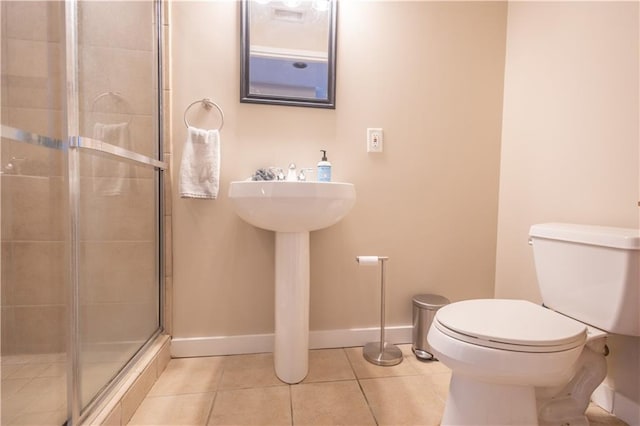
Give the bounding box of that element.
[240,0,337,109]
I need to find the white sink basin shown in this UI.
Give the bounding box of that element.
[228,179,356,384]
[228,180,356,232]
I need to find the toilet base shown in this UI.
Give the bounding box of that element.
[441,374,538,426]
[537,338,607,426]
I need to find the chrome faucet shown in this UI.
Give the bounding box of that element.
[269,163,313,181]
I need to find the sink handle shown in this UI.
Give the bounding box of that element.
[298,168,314,181]
[269,166,285,181]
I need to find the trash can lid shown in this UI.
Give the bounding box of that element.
[413,294,450,309]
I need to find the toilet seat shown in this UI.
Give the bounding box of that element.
[434,299,587,353]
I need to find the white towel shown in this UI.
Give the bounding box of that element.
[92,122,133,196]
[179,126,220,199]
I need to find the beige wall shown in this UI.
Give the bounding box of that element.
[171,1,507,339]
[495,0,639,413]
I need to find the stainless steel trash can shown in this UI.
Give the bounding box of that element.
[412,294,450,360]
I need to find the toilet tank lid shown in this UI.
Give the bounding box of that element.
[530,223,640,250]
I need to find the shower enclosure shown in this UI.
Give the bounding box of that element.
[1,1,165,424]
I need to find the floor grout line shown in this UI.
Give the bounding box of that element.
[288,384,294,426]
[203,389,218,426]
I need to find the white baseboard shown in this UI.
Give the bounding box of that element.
[592,383,640,426]
[170,325,413,358]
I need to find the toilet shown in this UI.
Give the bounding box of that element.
[427,223,640,426]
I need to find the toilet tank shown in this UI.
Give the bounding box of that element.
[529,223,640,336]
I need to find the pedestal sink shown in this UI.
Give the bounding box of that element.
[228,180,356,383]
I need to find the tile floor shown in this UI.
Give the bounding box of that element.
[128,344,628,426]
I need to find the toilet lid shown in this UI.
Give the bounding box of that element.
[434,299,587,353]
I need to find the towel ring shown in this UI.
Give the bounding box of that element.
[183,98,224,131]
[90,91,133,125]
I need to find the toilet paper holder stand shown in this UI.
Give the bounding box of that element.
[356,256,403,366]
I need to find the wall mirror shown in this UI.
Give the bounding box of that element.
[240,0,337,109]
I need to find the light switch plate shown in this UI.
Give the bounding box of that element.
[367,128,383,153]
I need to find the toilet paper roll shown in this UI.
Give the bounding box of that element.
[356,256,380,266]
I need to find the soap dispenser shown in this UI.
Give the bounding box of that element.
[317,150,332,182]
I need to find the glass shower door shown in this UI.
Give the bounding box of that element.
[1,2,69,425]
[73,0,162,413]
[1,0,164,424]
[76,155,160,408]
[0,141,69,426]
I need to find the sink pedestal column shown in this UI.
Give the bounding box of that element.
[274,231,310,384]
